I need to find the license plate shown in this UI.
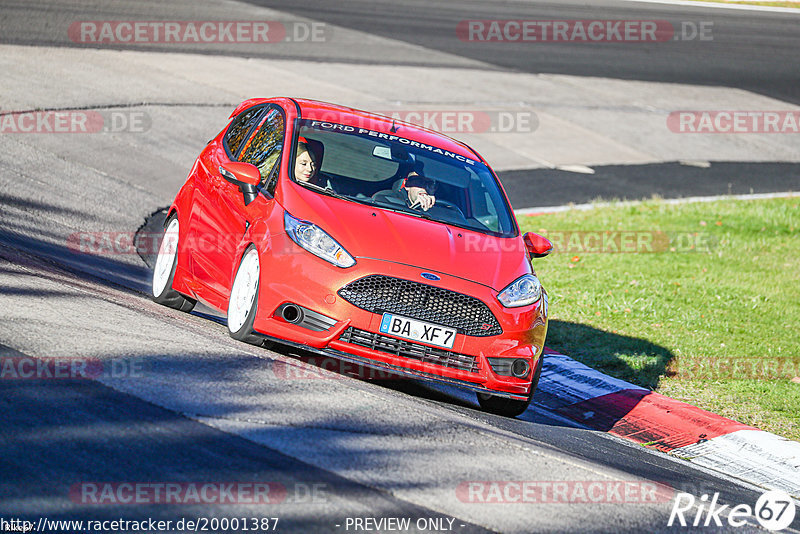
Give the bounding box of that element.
[379,313,457,349]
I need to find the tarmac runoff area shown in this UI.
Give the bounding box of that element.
[1,40,800,176]
[1,5,800,529]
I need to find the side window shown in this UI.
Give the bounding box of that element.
[239,107,285,192]
[224,107,264,158]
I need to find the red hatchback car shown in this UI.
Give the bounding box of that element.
[153,97,552,416]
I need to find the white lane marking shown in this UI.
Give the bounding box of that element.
[619,0,800,14]
[516,191,800,215]
[672,429,800,497]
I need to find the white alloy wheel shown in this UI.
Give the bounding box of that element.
[153,217,179,297]
[228,248,260,334]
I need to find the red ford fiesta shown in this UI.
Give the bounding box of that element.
[153,97,551,417]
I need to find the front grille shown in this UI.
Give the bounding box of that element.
[340,327,480,373]
[338,275,502,337]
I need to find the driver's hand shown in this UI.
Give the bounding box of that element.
[418,192,435,211]
[407,186,436,211]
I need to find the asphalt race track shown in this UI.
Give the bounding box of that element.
[1,1,799,533]
[251,0,800,105]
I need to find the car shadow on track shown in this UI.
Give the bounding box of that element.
[0,347,490,532]
[131,205,679,434]
[0,192,154,293]
[135,207,678,431]
[546,320,674,391]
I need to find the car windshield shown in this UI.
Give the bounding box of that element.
[292,119,517,237]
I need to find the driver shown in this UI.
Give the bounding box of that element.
[402,171,437,211]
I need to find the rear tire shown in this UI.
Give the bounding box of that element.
[477,354,544,417]
[152,215,196,312]
[227,246,265,346]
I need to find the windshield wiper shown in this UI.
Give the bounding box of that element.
[300,182,350,202]
[381,205,431,219]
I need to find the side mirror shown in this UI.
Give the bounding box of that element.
[523,232,552,259]
[219,162,261,205]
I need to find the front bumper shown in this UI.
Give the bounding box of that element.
[251,237,547,399]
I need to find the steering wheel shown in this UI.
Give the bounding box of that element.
[371,191,405,208]
[434,199,459,210]
[431,199,465,217]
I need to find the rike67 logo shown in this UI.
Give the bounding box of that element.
[669,490,796,531]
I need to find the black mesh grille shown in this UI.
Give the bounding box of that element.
[340,327,480,373]
[338,275,502,337]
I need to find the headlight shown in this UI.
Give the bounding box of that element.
[497,274,542,308]
[284,211,355,268]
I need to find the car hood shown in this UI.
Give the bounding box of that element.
[281,185,531,291]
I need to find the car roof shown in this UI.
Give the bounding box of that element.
[292,98,484,163]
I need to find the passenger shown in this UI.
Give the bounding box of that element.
[402,171,437,211]
[295,139,338,192]
[294,141,320,184]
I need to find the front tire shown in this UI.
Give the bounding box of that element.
[477,354,544,417]
[152,215,196,312]
[227,246,264,345]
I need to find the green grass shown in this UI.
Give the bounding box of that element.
[519,196,800,441]
[686,0,800,7]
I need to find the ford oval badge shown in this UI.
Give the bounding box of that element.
[421,272,440,281]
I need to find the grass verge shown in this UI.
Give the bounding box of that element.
[519,196,800,441]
